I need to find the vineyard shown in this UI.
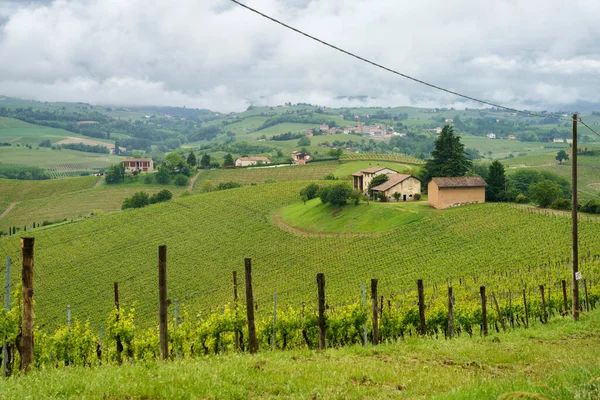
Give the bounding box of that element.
[1,181,600,335]
[46,164,103,179]
[340,153,426,164]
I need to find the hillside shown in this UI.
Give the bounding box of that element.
[1,182,599,330]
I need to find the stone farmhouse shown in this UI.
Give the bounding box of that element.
[291,151,312,165]
[235,157,271,167]
[370,174,422,201]
[122,158,153,173]
[428,176,487,209]
[352,166,397,194]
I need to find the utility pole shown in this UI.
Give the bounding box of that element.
[571,113,579,321]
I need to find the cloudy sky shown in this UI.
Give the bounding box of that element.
[0,0,599,112]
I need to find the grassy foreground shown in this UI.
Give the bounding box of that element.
[3,310,600,399]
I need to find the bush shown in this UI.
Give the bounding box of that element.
[199,181,215,193]
[149,189,173,204]
[393,192,401,201]
[413,193,421,201]
[215,181,243,191]
[581,199,600,214]
[300,183,320,200]
[515,193,529,203]
[550,198,571,210]
[323,173,338,180]
[143,174,153,184]
[155,166,171,184]
[377,192,388,202]
[122,192,150,209]
[319,183,353,206]
[39,139,52,147]
[180,191,191,197]
[529,180,561,208]
[174,174,189,187]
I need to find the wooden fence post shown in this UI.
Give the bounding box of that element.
[583,278,590,312]
[522,288,529,328]
[480,286,488,336]
[233,271,239,351]
[244,258,258,353]
[561,280,568,316]
[158,245,169,360]
[2,256,10,377]
[447,284,454,339]
[371,279,378,345]
[20,237,34,373]
[492,292,506,332]
[539,284,548,324]
[317,273,326,350]
[418,279,426,335]
[114,282,123,364]
[361,283,367,346]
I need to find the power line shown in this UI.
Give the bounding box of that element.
[579,118,600,138]
[228,0,575,122]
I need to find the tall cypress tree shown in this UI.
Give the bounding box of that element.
[486,160,506,202]
[423,125,471,182]
[187,151,197,167]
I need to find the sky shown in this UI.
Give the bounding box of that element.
[0,0,599,113]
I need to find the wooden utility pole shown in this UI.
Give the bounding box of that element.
[417,279,426,335]
[158,245,168,360]
[317,273,326,350]
[371,279,378,345]
[20,237,34,373]
[572,113,580,320]
[244,258,258,353]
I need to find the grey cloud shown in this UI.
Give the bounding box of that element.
[0,0,599,112]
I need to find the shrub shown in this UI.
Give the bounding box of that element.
[529,180,561,208]
[300,183,320,200]
[515,193,529,203]
[174,174,189,187]
[180,191,191,197]
[199,181,215,193]
[581,199,600,214]
[323,173,338,180]
[122,192,150,209]
[413,193,421,201]
[39,139,52,147]
[215,181,243,191]
[550,198,571,210]
[393,192,401,201]
[155,166,171,184]
[143,174,153,184]
[377,192,388,202]
[149,189,173,204]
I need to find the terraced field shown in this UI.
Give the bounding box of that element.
[1,181,599,330]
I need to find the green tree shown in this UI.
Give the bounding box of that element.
[223,153,235,167]
[39,139,52,148]
[486,161,506,202]
[174,174,189,187]
[105,163,125,184]
[556,150,569,164]
[165,152,185,173]
[187,151,197,167]
[300,183,320,200]
[367,174,389,196]
[529,180,561,208]
[113,140,121,155]
[122,192,150,209]
[423,125,472,182]
[328,148,343,159]
[149,189,173,204]
[155,166,171,184]
[298,136,311,146]
[200,154,211,169]
[319,183,353,206]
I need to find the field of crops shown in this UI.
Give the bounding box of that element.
[1,182,600,334]
[0,176,100,203]
[340,153,425,164]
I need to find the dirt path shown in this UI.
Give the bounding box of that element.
[187,170,203,191]
[94,176,105,188]
[0,202,19,220]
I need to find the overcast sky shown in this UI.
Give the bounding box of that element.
[0,0,599,112]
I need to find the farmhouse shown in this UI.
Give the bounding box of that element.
[122,158,153,172]
[352,166,398,194]
[427,177,487,209]
[291,151,312,165]
[371,174,421,201]
[235,157,271,167]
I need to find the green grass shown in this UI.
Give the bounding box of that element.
[3,309,600,399]
[279,198,424,233]
[0,176,100,203]
[1,182,600,330]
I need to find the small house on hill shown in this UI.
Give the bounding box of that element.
[371,174,421,201]
[428,177,487,209]
[235,157,271,167]
[352,166,398,194]
[291,151,312,165]
[122,158,153,172]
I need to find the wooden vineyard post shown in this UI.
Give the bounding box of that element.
[522,288,529,328]
[244,258,258,354]
[371,279,378,345]
[509,291,514,329]
[480,286,488,336]
[114,282,123,364]
[20,237,34,373]
[317,273,326,350]
[233,271,239,351]
[447,284,454,339]
[417,279,426,335]
[583,278,590,312]
[158,245,168,360]
[492,293,506,332]
[2,256,10,377]
[562,280,568,316]
[361,283,367,346]
[539,285,548,324]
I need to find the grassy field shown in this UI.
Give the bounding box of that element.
[0,176,100,203]
[3,309,600,399]
[1,182,600,330]
[279,198,424,233]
